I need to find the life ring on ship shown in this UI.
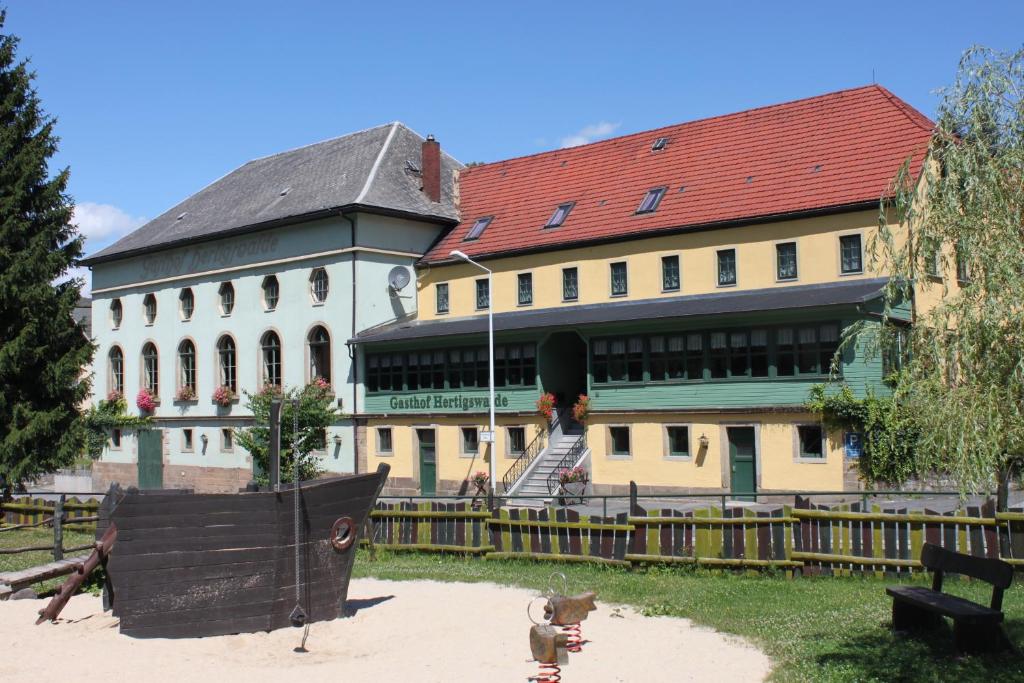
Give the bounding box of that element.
[330,516,356,552]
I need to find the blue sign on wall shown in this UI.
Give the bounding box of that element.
[844,432,864,459]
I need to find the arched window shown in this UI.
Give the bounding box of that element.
[110,299,123,329]
[141,342,159,395]
[108,347,124,397]
[310,268,329,303]
[143,294,157,324]
[177,340,196,397]
[308,326,331,384]
[218,282,235,315]
[179,288,194,320]
[217,335,237,393]
[262,275,279,310]
[261,331,282,388]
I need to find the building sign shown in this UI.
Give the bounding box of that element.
[140,234,281,280]
[844,432,864,459]
[388,394,511,412]
[480,431,495,443]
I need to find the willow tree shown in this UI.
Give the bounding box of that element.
[873,46,1024,510]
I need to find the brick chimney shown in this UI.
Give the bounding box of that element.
[422,134,441,203]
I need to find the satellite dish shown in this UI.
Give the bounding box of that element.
[387,266,411,291]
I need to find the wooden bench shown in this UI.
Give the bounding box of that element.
[886,543,1013,653]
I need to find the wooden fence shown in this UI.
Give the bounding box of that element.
[366,496,1024,574]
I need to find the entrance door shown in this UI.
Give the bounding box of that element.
[137,429,164,489]
[727,427,756,501]
[417,429,437,496]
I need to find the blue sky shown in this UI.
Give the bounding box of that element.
[8,1,1023,288]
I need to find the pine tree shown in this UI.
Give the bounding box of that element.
[0,11,93,492]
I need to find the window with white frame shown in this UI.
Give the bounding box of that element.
[308,325,331,385]
[310,268,329,303]
[797,424,825,459]
[261,331,282,388]
[262,275,279,310]
[141,342,159,395]
[179,288,194,320]
[143,293,157,324]
[217,335,237,393]
[377,427,393,454]
[218,282,235,315]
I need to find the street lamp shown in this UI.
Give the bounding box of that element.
[449,249,497,495]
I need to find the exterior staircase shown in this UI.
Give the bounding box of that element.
[504,413,588,505]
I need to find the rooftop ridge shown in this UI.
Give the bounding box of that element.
[243,121,399,165]
[459,84,896,174]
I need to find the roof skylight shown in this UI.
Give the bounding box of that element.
[464,216,493,241]
[545,202,575,228]
[651,137,669,151]
[636,187,667,214]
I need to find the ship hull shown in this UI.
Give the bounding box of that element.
[104,465,389,639]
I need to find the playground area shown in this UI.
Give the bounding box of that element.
[0,576,769,682]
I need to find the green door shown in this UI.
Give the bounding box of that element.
[728,427,756,501]
[137,429,164,490]
[418,429,437,496]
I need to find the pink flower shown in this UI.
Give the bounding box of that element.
[212,385,235,407]
[136,388,156,412]
[106,390,123,403]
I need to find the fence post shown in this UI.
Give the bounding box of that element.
[629,481,639,516]
[53,494,65,561]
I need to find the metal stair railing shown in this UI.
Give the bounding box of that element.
[546,432,588,495]
[501,425,547,493]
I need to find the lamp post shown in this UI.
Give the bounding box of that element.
[449,249,497,495]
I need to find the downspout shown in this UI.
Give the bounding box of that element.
[342,212,358,473]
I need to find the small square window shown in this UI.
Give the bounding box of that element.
[475,279,490,310]
[507,427,526,455]
[221,428,233,451]
[717,249,737,286]
[110,429,122,449]
[377,427,393,454]
[840,235,863,274]
[651,137,668,151]
[183,429,193,452]
[517,273,533,306]
[436,283,449,314]
[798,425,824,459]
[464,216,493,241]
[610,262,628,296]
[776,242,797,281]
[636,187,667,214]
[562,267,579,301]
[545,202,574,228]
[661,255,680,292]
[666,426,689,457]
[462,427,479,454]
[609,426,631,456]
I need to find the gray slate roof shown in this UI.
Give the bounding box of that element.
[84,123,462,264]
[73,297,92,338]
[353,278,890,344]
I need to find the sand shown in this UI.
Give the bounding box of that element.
[0,578,770,682]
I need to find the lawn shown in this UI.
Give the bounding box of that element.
[352,550,1024,683]
[0,526,96,594]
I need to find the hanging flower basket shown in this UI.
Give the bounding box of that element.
[175,386,197,402]
[105,390,123,404]
[571,394,590,424]
[536,392,556,420]
[135,388,157,413]
[212,385,235,407]
[558,466,588,503]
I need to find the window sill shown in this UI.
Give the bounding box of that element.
[173,398,199,406]
[661,287,681,294]
[609,292,628,299]
[716,282,737,289]
[436,310,449,316]
[795,456,828,464]
[607,454,632,460]
[663,455,692,461]
[839,270,864,277]
[517,302,533,308]
[776,277,798,284]
[311,301,326,307]
[562,298,579,304]
[460,452,480,459]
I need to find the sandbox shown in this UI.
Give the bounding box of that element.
[1,578,770,682]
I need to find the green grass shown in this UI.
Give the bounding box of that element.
[0,526,96,594]
[353,551,1024,682]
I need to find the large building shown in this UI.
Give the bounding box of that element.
[83,124,461,491]
[353,85,942,498]
[86,85,946,497]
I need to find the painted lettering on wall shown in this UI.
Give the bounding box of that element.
[140,234,280,279]
[388,394,511,411]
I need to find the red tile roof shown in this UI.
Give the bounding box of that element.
[423,85,933,264]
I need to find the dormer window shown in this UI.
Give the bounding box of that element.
[545,202,575,229]
[651,137,668,151]
[464,216,493,241]
[636,187,666,214]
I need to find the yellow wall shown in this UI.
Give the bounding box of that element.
[419,210,887,320]
[586,411,844,491]
[370,412,845,492]
[366,416,545,487]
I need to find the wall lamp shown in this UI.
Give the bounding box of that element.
[333,434,343,446]
[200,433,209,455]
[698,433,709,449]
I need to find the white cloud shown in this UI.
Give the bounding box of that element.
[73,202,147,242]
[560,121,621,148]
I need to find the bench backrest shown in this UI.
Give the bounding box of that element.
[920,543,1013,589]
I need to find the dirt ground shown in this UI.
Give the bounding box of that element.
[1,578,770,682]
